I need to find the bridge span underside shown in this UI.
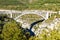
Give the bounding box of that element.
[14,11,49,20]
[15,13,46,30]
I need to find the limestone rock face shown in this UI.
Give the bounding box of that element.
[31,18,60,36]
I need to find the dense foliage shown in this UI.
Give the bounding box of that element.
[0,14,28,40]
[0,14,60,40]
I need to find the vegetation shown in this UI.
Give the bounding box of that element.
[29,22,60,40]
[45,13,60,23]
[0,0,60,40]
[0,13,60,40]
[19,14,43,24]
[0,14,29,40]
[0,0,60,10]
[0,14,46,40]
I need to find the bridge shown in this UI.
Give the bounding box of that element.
[0,10,57,24]
[0,10,58,35]
[0,10,57,27]
[0,10,57,19]
[14,10,49,20]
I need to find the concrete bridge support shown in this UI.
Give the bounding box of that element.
[45,12,49,20]
[10,13,12,18]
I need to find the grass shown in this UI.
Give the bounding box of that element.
[0,0,60,10]
[18,14,43,24]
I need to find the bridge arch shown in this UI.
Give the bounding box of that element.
[14,12,47,20]
[15,13,45,29]
[15,13,44,23]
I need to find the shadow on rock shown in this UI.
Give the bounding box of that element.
[30,19,45,30]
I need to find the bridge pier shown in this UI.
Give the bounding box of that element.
[45,12,49,20]
[10,13,12,18]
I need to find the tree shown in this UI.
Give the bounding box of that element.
[1,21,27,40]
[0,14,27,40]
